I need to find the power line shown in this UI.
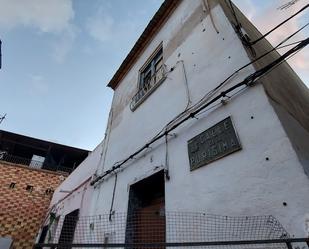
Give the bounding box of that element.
[157,22,308,135]
[277,39,307,49]
[229,0,241,30]
[91,6,309,185]
[90,37,309,186]
[155,20,308,145]
[228,0,255,56]
[227,1,308,48]
[250,3,309,45]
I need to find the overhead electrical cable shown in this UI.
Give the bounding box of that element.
[93,23,308,183]
[91,7,309,185]
[159,22,308,134]
[90,37,309,186]
[250,4,308,45]
[228,0,242,31]
[276,39,308,49]
[147,18,309,148]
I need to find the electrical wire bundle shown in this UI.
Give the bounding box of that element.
[91,4,309,186]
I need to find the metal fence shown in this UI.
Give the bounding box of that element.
[0,152,72,173]
[33,212,308,249]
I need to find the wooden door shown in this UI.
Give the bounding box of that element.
[134,197,165,247]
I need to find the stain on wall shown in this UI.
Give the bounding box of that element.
[164,3,208,60]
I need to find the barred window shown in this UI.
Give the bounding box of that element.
[130,44,165,111]
[139,46,163,91]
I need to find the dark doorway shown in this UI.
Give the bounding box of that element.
[126,170,165,247]
[58,209,79,249]
[38,225,48,243]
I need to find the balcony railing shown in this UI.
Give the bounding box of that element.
[33,211,302,249]
[130,66,166,111]
[0,152,72,173]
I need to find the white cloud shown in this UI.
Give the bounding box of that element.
[86,11,115,43]
[0,0,74,33]
[51,24,78,63]
[0,0,77,63]
[29,74,49,94]
[85,4,144,46]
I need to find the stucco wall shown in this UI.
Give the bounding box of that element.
[49,141,103,217]
[91,0,309,237]
[218,0,309,177]
[48,0,309,241]
[271,100,309,175]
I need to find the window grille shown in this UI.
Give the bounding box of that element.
[131,45,166,111]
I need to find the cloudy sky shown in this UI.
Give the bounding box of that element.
[0,0,308,150]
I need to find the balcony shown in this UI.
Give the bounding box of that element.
[0,152,72,173]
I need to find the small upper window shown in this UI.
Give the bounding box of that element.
[45,188,54,195]
[131,44,165,110]
[139,47,163,91]
[9,182,16,189]
[26,185,34,192]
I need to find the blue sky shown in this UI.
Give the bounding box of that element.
[0,0,308,150]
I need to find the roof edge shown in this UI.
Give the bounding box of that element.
[0,129,90,152]
[107,0,181,90]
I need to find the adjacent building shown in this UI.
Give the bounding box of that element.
[39,0,309,247]
[0,130,89,173]
[0,130,89,249]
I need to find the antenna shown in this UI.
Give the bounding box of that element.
[0,114,6,124]
[278,0,300,10]
[0,39,2,69]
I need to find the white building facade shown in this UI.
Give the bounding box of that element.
[40,0,309,246]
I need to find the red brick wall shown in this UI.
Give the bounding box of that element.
[0,161,66,249]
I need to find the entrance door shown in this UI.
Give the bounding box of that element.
[126,171,165,247]
[135,197,165,245]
